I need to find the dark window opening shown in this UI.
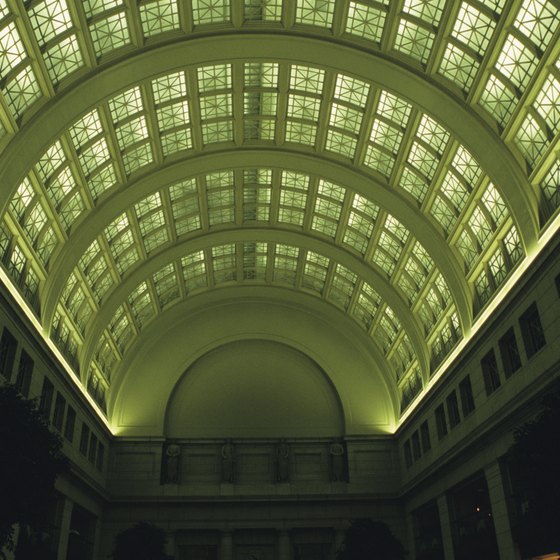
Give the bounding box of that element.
[15,349,33,398]
[446,390,461,428]
[499,328,521,378]
[404,439,412,468]
[39,377,54,420]
[420,420,431,453]
[519,302,546,359]
[459,375,475,417]
[96,443,105,471]
[412,431,421,461]
[88,433,98,464]
[64,406,76,442]
[0,328,17,382]
[435,404,448,439]
[481,349,501,396]
[79,423,90,456]
[52,393,66,431]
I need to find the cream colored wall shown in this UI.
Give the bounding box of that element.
[111,290,397,437]
[165,339,345,438]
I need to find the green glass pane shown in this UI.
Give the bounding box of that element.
[295,0,334,27]
[192,0,230,24]
[438,43,479,91]
[140,0,179,36]
[394,18,435,63]
[479,73,518,126]
[244,0,282,21]
[89,11,131,56]
[345,1,388,42]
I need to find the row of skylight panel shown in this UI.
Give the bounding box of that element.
[93,242,420,384]
[0,42,553,248]
[1,139,520,340]
[0,0,554,127]
[3,60,515,221]
[0,161,507,352]
[56,168,457,340]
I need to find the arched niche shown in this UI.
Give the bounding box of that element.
[165,339,345,438]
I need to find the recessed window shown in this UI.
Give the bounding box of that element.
[435,404,448,439]
[412,431,421,460]
[404,439,412,468]
[39,377,54,419]
[52,393,66,431]
[96,442,105,471]
[446,390,461,428]
[481,349,501,396]
[0,328,18,382]
[555,273,560,298]
[420,420,431,453]
[459,375,475,417]
[64,405,76,442]
[79,422,90,455]
[498,327,521,378]
[15,350,33,398]
[88,433,98,464]
[519,302,546,358]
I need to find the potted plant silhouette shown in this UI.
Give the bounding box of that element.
[0,384,67,556]
[111,522,173,560]
[337,519,406,560]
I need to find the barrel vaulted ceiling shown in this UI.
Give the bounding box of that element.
[0,0,559,432]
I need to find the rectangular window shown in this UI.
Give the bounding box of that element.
[420,420,431,453]
[404,439,412,467]
[79,422,90,455]
[88,433,98,464]
[499,327,521,378]
[64,405,76,442]
[459,375,475,417]
[481,349,501,396]
[555,273,560,298]
[435,404,447,439]
[15,349,33,397]
[39,377,54,419]
[412,431,421,460]
[519,302,546,358]
[52,393,66,431]
[446,390,461,428]
[0,327,18,381]
[96,442,105,471]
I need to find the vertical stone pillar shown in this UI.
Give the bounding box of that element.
[221,530,233,560]
[278,530,290,560]
[56,497,74,560]
[436,494,455,560]
[91,515,101,560]
[485,461,521,560]
[334,528,345,557]
[166,530,176,559]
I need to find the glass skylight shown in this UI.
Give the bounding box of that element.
[0,1,558,419]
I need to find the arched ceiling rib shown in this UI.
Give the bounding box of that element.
[0,0,559,428]
[41,151,472,333]
[0,35,541,246]
[78,229,431,385]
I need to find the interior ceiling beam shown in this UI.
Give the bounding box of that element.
[78,227,431,389]
[0,33,539,252]
[42,149,473,337]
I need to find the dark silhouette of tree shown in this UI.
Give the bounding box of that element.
[337,519,406,560]
[0,384,67,553]
[509,387,560,557]
[111,522,172,560]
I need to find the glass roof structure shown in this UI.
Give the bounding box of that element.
[0,0,558,429]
